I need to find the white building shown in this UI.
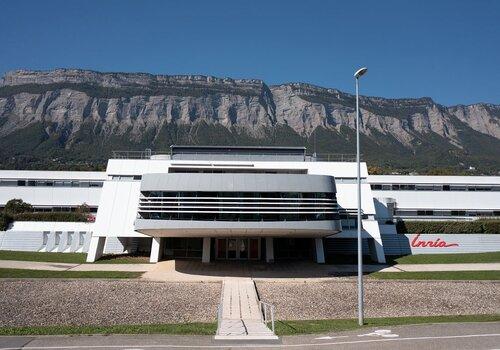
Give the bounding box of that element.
[1,146,499,263]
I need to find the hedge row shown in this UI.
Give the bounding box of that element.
[12,212,89,222]
[396,220,500,234]
[0,212,89,230]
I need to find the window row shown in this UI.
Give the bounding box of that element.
[0,179,103,188]
[371,184,500,191]
[35,206,98,213]
[138,212,339,221]
[142,191,335,199]
[42,231,87,246]
[394,209,500,217]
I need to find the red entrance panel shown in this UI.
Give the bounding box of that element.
[217,239,227,259]
[249,238,259,259]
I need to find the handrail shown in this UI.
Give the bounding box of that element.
[259,300,275,334]
[111,149,359,162]
[216,303,223,335]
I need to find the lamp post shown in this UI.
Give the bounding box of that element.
[354,67,367,326]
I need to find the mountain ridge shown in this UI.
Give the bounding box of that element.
[0,69,498,174]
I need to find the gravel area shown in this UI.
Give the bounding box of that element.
[256,279,500,320]
[0,280,221,327]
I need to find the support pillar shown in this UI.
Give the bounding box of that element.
[265,237,274,263]
[86,236,106,262]
[368,238,386,264]
[315,238,325,264]
[150,237,162,263]
[202,237,211,263]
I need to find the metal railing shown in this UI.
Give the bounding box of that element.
[216,303,223,335]
[259,300,275,333]
[308,153,358,162]
[111,149,358,162]
[112,149,154,159]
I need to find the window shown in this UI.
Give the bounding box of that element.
[55,231,62,245]
[79,232,86,246]
[67,232,74,246]
[0,180,17,186]
[415,184,434,191]
[42,231,50,245]
[417,210,433,216]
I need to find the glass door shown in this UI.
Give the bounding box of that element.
[249,238,259,259]
[227,238,237,259]
[238,238,248,259]
[216,238,227,259]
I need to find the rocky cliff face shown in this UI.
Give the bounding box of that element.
[0,69,498,172]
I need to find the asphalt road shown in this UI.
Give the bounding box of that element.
[0,322,499,350]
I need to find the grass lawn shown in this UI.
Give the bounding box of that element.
[0,322,216,336]
[0,268,141,279]
[275,314,500,335]
[0,250,150,264]
[386,252,500,265]
[0,250,86,263]
[0,315,498,336]
[369,270,500,280]
[95,254,150,264]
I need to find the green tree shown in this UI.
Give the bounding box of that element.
[4,199,33,215]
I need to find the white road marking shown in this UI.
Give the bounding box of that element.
[358,329,399,338]
[314,336,349,340]
[0,333,499,349]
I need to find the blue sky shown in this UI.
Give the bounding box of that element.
[0,0,498,106]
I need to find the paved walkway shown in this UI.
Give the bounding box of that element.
[215,278,278,341]
[141,260,500,282]
[1,259,499,279]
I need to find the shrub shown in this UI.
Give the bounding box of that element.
[13,212,88,222]
[0,213,13,231]
[481,220,500,235]
[4,199,33,215]
[396,220,500,234]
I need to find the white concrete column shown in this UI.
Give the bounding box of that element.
[265,237,274,263]
[150,237,162,263]
[202,237,211,263]
[315,238,325,264]
[86,236,106,262]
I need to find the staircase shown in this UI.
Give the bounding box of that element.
[215,278,278,341]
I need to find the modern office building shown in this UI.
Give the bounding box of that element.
[0,145,499,263]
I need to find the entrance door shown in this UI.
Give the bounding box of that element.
[249,238,259,259]
[217,238,227,259]
[238,238,248,259]
[216,238,260,260]
[227,238,237,259]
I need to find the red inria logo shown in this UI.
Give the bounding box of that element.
[411,234,459,248]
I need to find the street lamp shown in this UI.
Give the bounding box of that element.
[354,67,367,326]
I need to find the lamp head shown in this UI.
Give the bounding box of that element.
[354,67,368,79]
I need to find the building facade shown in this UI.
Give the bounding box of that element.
[1,146,499,263]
